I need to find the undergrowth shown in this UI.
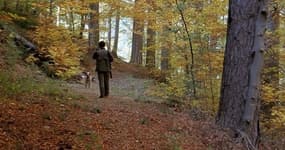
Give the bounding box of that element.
[0,70,63,98]
[0,27,76,101]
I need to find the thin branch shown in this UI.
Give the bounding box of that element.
[175,0,196,97]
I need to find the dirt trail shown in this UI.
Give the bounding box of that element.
[64,71,242,150]
[0,51,242,149]
[67,71,156,101]
[0,28,244,150]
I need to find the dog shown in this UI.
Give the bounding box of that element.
[83,71,92,88]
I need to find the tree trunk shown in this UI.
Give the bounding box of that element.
[160,26,170,71]
[112,9,120,58]
[88,2,99,50]
[175,0,196,97]
[146,21,155,68]
[79,14,86,39]
[159,24,172,82]
[217,0,268,149]
[130,0,143,64]
[107,15,112,51]
[145,0,156,69]
[79,0,86,39]
[15,0,20,11]
[69,7,75,32]
[49,0,53,16]
[2,0,8,10]
[206,37,216,112]
[160,46,169,71]
[86,2,99,71]
[25,0,30,13]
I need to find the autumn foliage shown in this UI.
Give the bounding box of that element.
[0,0,284,149]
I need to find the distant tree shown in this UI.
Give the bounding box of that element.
[107,14,112,51]
[2,0,8,11]
[79,0,87,39]
[85,2,99,71]
[15,0,20,11]
[160,25,170,71]
[145,0,156,69]
[69,7,75,32]
[175,0,196,97]
[88,2,99,50]
[130,0,143,64]
[112,7,120,58]
[217,0,268,149]
[49,0,53,16]
[79,13,86,39]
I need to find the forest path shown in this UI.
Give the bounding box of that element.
[67,71,155,102]
[0,43,242,150]
[63,70,240,150]
[0,68,242,150]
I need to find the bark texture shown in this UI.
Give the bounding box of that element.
[217,0,268,149]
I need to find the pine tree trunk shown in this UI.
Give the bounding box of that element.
[217,0,268,149]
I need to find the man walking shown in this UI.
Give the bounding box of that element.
[93,41,113,98]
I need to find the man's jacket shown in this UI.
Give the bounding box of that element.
[93,48,113,72]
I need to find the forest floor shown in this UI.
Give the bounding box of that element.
[0,59,246,150]
[0,27,246,150]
